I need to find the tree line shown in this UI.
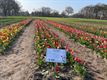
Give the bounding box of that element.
[0,0,73,17]
[0,0,107,19]
[73,3,107,19]
[31,7,73,17]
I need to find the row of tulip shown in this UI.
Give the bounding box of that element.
[0,19,32,53]
[63,21,107,38]
[44,20,107,58]
[34,20,86,77]
[46,18,107,38]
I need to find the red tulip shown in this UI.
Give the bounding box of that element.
[74,57,81,63]
[103,45,107,49]
[47,45,51,48]
[55,41,59,47]
[65,43,69,52]
[99,45,103,49]
[69,48,74,56]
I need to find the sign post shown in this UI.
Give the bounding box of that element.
[54,63,56,80]
[46,48,66,80]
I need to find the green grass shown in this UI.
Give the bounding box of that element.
[0,16,28,26]
[40,17,107,22]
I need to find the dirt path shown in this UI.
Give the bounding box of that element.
[47,24,107,80]
[0,21,35,80]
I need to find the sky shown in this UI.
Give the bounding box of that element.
[17,0,107,13]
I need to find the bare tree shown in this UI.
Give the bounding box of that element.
[94,3,107,19]
[80,5,95,18]
[19,11,30,16]
[64,7,74,16]
[78,3,107,19]
[51,10,59,17]
[0,0,20,16]
[40,7,52,16]
[61,11,66,17]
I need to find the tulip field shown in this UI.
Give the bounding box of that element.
[0,17,107,80]
[42,18,107,58]
[44,18,107,38]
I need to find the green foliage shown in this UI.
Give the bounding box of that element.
[74,62,86,77]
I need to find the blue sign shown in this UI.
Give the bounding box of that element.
[46,48,66,63]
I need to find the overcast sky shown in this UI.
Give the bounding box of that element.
[17,0,107,13]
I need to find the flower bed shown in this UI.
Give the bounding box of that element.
[45,18,107,38]
[44,20,107,58]
[0,19,32,53]
[61,22,107,38]
[34,20,86,78]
